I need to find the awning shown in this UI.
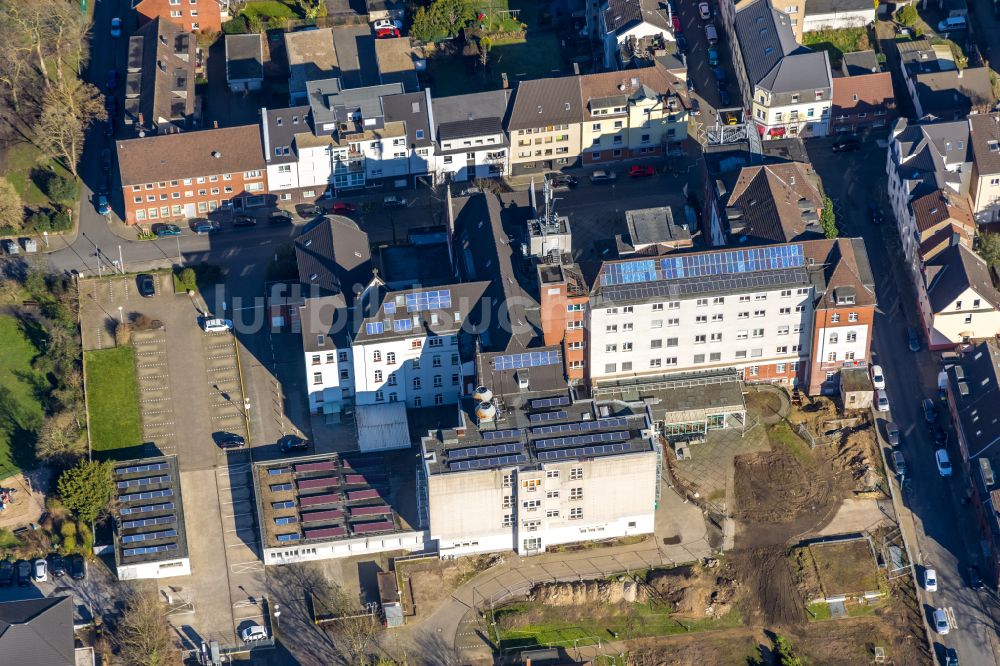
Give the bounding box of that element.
[769,127,786,137]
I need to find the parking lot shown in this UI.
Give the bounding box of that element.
[133,329,178,457]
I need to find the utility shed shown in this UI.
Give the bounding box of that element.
[378,571,404,627]
[840,367,874,410]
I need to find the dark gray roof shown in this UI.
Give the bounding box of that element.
[603,0,670,34]
[353,281,492,343]
[925,243,1000,313]
[307,78,403,129]
[758,50,831,95]
[842,50,881,76]
[890,118,972,198]
[949,340,1000,457]
[804,0,874,15]
[129,17,195,130]
[295,216,373,304]
[226,33,264,82]
[380,242,453,287]
[507,77,583,130]
[113,456,189,568]
[912,67,994,121]
[968,113,1000,176]
[439,117,504,142]
[734,0,802,87]
[432,89,511,146]
[263,106,311,165]
[382,90,434,148]
[625,206,691,246]
[594,369,746,418]
[0,597,74,666]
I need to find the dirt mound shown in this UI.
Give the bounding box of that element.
[530,578,644,606]
[647,563,737,619]
[727,548,805,627]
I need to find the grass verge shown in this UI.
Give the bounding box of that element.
[84,347,143,452]
[0,315,46,478]
[803,27,870,66]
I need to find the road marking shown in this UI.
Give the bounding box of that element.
[946,606,958,630]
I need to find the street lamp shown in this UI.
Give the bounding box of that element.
[274,603,280,629]
[118,306,124,324]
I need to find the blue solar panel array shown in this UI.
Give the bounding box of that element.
[267,467,290,476]
[123,543,178,557]
[272,500,296,509]
[275,516,299,525]
[270,483,293,492]
[119,488,173,503]
[531,417,629,435]
[529,410,568,423]
[601,245,805,286]
[384,301,396,314]
[120,502,174,516]
[448,454,528,471]
[493,350,561,371]
[449,442,524,460]
[121,515,175,530]
[365,322,384,335]
[481,428,523,441]
[121,529,177,544]
[116,475,170,489]
[277,533,300,542]
[406,289,452,312]
[537,443,630,461]
[394,319,413,333]
[116,462,168,476]
[530,396,571,409]
[535,431,630,450]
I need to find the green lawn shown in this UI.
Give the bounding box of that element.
[84,347,143,452]
[428,31,565,96]
[803,27,871,67]
[0,316,46,478]
[767,422,813,465]
[493,601,742,652]
[241,0,299,20]
[3,142,73,208]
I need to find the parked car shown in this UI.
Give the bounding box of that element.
[698,2,712,19]
[269,211,293,225]
[241,625,268,642]
[136,274,155,298]
[372,18,403,31]
[278,435,310,453]
[937,15,967,31]
[907,327,921,352]
[105,94,117,116]
[202,318,233,333]
[922,398,936,423]
[375,26,400,38]
[101,148,112,172]
[190,218,220,235]
[944,648,959,666]
[935,448,953,477]
[671,15,682,32]
[832,137,861,152]
[49,554,65,578]
[868,201,881,225]
[885,421,900,447]
[891,450,907,476]
[330,202,356,214]
[106,69,118,91]
[154,223,182,237]
[3,239,19,255]
[297,204,325,217]
[548,174,578,189]
[933,607,950,634]
[704,23,718,44]
[675,33,689,53]
[723,111,739,125]
[712,67,726,84]
[967,565,983,590]
[96,195,111,216]
[110,17,122,38]
[33,558,47,582]
[0,560,14,587]
[932,424,948,447]
[69,555,85,580]
[690,98,701,115]
[104,118,115,138]
[923,567,937,592]
[383,195,407,208]
[233,214,257,227]
[707,47,719,66]
[628,165,655,178]
[590,169,617,183]
[875,389,890,412]
[870,364,886,390]
[15,560,31,587]
[216,433,246,450]
[719,89,731,107]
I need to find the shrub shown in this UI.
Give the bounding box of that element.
[50,209,72,231]
[223,15,248,33]
[77,521,93,551]
[115,321,132,347]
[45,174,79,203]
[62,535,77,552]
[179,267,197,289]
[60,521,77,539]
[896,4,918,26]
[29,210,52,232]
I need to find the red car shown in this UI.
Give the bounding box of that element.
[629,165,656,178]
[375,27,400,38]
[330,202,356,214]
[671,15,682,32]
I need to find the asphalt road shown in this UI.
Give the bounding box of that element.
[806,136,1000,666]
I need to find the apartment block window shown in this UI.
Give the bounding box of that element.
[622,362,632,371]
[735,350,747,359]
[696,315,708,324]
[829,333,839,344]
[846,332,857,343]
[748,365,759,376]
[737,330,748,340]
[546,470,559,479]
[650,358,662,368]
[752,329,764,338]
[313,372,322,384]
[710,333,722,342]
[546,490,560,499]
[696,298,709,307]
[503,474,513,488]
[570,467,583,481]
[710,352,721,362]
[667,318,680,326]
[569,487,583,501]
[623,306,634,313]
[739,295,751,303]
[523,521,540,532]
[569,507,583,519]
[795,305,805,313]
[502,514,513,528]
[605,363,617,373]
[694,334,706,344]
[668,301,680,309]
[622,342,633,351]
[433,375,443,388]
[848,312,858,322]
[388,375,397,386]
[751,349,763,358]
[755,294,767,301]
[776,345,788,354]
[311,355,321,365]
[432,355,442,367]
[712,314,724,322]
[412,378,421,390]
[779,307,791,315]
[778,326,789,335]
[666,356,678,366]
[827,352,837,361]
[374,391,384,401]
[522,500,541,511]
[374,370,383,382]
[781,290,792,297]
[831,313,841,323]
[652,303,664,311]
[666,337,678,347]
[606,344,617,353]
[435,394,444,405]
[606,324,618,333]
[340,369,349,380]
[754,310,766,317]
[965,314,973,324]
[693,354,705,364]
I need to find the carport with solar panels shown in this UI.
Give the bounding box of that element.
[443,395,650,472]
[258,455,403,548]
[112,456,190,579]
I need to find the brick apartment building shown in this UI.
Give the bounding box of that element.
[133,0,228,33]
[116,124,267,225]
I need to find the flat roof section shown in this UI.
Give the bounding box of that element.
[113,456,189,567]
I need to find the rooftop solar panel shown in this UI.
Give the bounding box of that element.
[119,488,173,503]
[600,245,805,286]
[275,516,298,525]
[493,350,561,371]
[121,515,176,530]
[121,529,177,544]
[267,467,291,476]
[536,442,631,461]
[481,428,523,441]
[116,475,171,489]
[405,289,452,312]
[297,477,340,491]
[299,492,341,507]
[123,543,178,557]
[272,500,296,509]
[120,502,174,516]
[294,461,337,474]
[531,417,629,435]
[303,526,346,539]
[350,505,393,517]
[447,454,528,471]
[448,442,525,460]
[351,520,395,534]
[347,489,381,501]
[530,396,571,409]
[300,509,344,523]
[535,431,630,451]
[276,533,301,542]
[269,483,294,492]
[115,462,169,476]
[529,410,568,423]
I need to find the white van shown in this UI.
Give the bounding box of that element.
[705,24,718,44]
[937,15,967,31]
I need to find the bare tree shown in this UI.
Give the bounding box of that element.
[0,177,23,230]
[2,1,53,89]
[112,585,180,666]
[321,584,381,666]
[36,411,85,464]
[35,76,105,176]
[0,19,35,114]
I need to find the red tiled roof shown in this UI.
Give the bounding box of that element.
[832,72,895,113]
